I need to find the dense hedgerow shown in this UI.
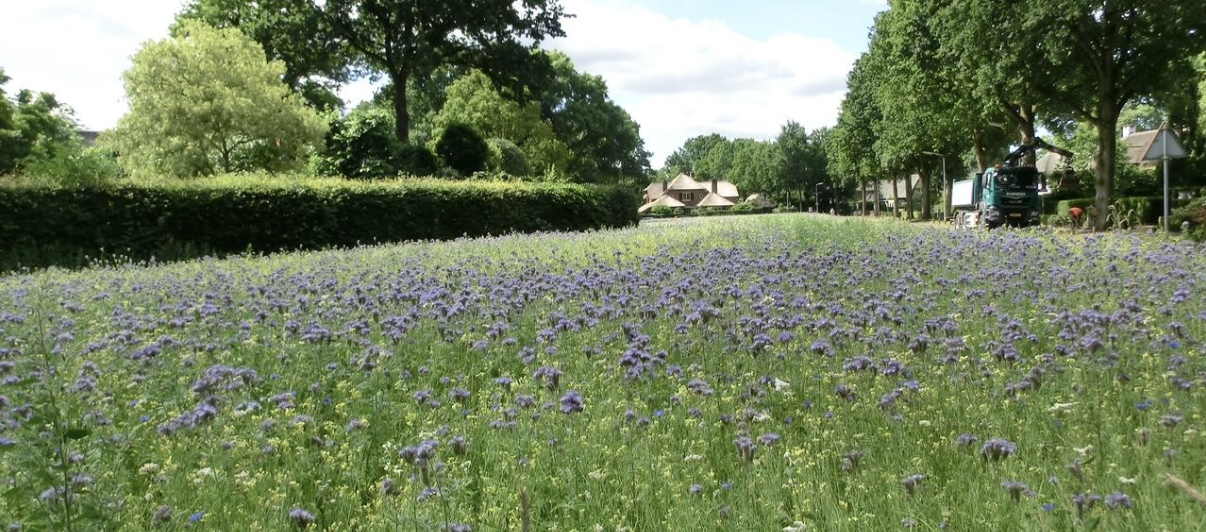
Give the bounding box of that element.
[0,176,639,271]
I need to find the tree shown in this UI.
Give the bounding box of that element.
[111,22,327,176]
[535,52,650,182]
[1018,1,1206,229]
[435,123,489,176]
[315,103,436,178]
[432,70,571,176]
[831,53,885,216]
[175,0,350,110]
[0,68,88,176]
[664,134,728,177]
[298,0,567,143]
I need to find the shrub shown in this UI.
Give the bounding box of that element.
[435,124,489,177]
[315,107,437,179]
[1172,196,1206,242]
[1055,196,1193,226]
[0,177,640,271]
[394,144,438,176]
[486,138,532,177]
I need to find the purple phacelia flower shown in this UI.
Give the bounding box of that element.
[289,508,315,528]
[559,390,584,414]
[980,438,1017,461]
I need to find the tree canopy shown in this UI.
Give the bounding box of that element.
[110,22,327,177]
[296,0,567,144]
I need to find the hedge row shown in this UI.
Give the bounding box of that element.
[1054,196,1192,225]
[0,178,640,271]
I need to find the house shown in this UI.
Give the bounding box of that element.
[641,173,741,212]
[852,176,921,209]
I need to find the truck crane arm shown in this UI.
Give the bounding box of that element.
[1002,137,1074,167]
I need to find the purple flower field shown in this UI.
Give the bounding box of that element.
[0,215,1203,530]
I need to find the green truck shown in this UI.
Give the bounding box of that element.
[952,138,1072,229]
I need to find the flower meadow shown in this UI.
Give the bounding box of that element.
[0,215,1204,531]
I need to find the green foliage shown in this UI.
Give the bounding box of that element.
[110,22,327,177]
[315,105,436,178]
[175,0,350,110]
[0,177,639,271]
[535,51,651,182]
[302,0,566,143]
[0,69,88,177]
[1172,195,1206,240]
[433,70,571,177]
[435,124,490,177]
[1056,196,1192,226]
[486,138,532,177]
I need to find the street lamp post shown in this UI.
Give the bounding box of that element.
[815,182,829,214]
[923,151,948,221]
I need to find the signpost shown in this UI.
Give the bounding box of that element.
[1139,122,1187,232]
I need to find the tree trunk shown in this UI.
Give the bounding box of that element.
[392,69,411,143]
[1019,104,1037,167]
[892,175,901,219]
[873,178,881,217]
[861,178,869,216]
[920,167,932,220]
[1093,105,1119,231]
[973,131,989,172]
[904,173,914,221]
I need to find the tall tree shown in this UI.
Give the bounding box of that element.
[111,22,327,176]
[535,51,650,182]
[663,134,729,177]
[1019,1,1206,228]
[432,70,571,176]
[0,68,82,175]
[298,0,567,143]
[830,54,885,216]
[175,0,351,110]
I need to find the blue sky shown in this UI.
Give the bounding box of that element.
[0,0,886,167]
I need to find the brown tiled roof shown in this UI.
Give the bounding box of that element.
[697,192,736,208]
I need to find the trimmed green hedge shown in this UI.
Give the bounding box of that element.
[0,178,639,271]
[1054,196,1192,225]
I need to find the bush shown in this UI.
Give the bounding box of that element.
[436,124,489,177]
[486,138,532,177]
[0,177,640,271]
[1055,196,1193,226]
[1172,196,1206,242]
[315,107,437,179]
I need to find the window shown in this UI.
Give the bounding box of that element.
[681,192,694,202]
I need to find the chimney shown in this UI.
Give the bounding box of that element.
[711,180,718,194]
[661,178,668,196]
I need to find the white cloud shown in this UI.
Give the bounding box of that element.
[0,0,857,169]
[548,0,856,167]
[0,0,187,130]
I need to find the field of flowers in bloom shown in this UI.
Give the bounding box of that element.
[0,214,1204,531]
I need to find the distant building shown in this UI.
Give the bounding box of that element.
[851,176,920,209]
[640,173,740,214]
[77,130,100,147]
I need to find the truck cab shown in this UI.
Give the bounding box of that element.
[976,166,1041,228]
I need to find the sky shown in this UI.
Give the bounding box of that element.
[0,0,886,168]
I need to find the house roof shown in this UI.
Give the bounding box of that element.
[746,193,775,209]
[637,194,687,213]
[1124,124,1187,165]
[1036,152,1067,174]
[705,180,740,198]
[666,173,706,191]
[1123,130,1161,165]
[645,176,740,201]
[697,192,736,208]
